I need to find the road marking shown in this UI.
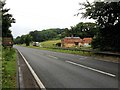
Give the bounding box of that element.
[79,57,88,60]
[17,50,46,90]
[66,61,116,77]
[47,55,58,59]
[18,67,24,88]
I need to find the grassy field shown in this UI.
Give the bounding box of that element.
[2,48,17,88]
[40,40,61,47]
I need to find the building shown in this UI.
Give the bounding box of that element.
[61,37,82,48]
[83,38,92,46]
[61,37,92,48]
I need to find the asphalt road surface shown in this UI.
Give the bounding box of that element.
[14,45,119,88]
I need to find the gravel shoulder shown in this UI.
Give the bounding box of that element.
[17,50,39,89]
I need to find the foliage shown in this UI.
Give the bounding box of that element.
[14,22,98,45]
[29,28,65,42]
[14,28,65,44]
[14,34,32,46]
[40,40,61,48]
[2,48,16,88]
[56,42,61,47]
[78,1,120,51]
[25,34,32,46]
[0,0,15,38]
[69,22,98,39]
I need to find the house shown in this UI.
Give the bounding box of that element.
[61,37,82,48]
[61,37,92,48]
[83,38,92,46]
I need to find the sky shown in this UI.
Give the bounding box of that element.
[5,0,95,38]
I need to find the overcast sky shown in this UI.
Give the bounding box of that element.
[6,0,95,38]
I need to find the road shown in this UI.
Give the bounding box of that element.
[14,45,119,88]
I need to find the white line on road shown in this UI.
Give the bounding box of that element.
[79,57,88,60]
[66,61,116,77]
[17,50,46,90]
[47,55,58,59]
[18,67,24,88]
[17,59,24,88]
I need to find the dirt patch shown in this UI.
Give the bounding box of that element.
[92,54,120,63]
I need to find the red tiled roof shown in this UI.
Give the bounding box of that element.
[62,37,82,44]
[83,38,92,43]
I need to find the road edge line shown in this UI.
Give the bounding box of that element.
[17,50,46,90]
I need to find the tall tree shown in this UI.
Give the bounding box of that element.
[0,0,15,38]
[24,34,32,46]
[78,1,120,51]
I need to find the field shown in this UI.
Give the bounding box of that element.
[40,40,61,48]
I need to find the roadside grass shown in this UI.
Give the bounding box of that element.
[23,44,92,56]
[46,48,92,56]
[18,44,120,63]
[2,48,17,88]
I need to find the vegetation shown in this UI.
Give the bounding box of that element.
[14,1,120,52]
[41,40,61,48]
[0,0,15,38]
[14,22,97,46]
[25,44,92,56]
[2,48,17,88]
[66,22,98,39]
[14,28,65,45]
[0,0,16,88]
[78,1,120,51]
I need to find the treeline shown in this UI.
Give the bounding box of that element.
[14,28,65,45]
[14,22,98,46]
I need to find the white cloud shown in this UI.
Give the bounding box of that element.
[6,0,95,38]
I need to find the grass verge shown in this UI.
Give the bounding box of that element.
[20,44,119,63]
[25,45,92,56]
[2,48,17,88]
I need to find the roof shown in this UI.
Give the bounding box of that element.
[83,38,92,40]
[62,37,82,43]
[64,37,80,39]
[83,38,92,43]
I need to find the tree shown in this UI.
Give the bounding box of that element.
[24,34,32,46]
[14,36,21,44]
[78,1,120,51]
[64,22,98,39]
[0,0,15,38]
[29,28,65,42]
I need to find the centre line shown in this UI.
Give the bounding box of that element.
[66,61,116,77]
[47,55,58,59]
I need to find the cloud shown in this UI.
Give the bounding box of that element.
[6,0,95,38]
